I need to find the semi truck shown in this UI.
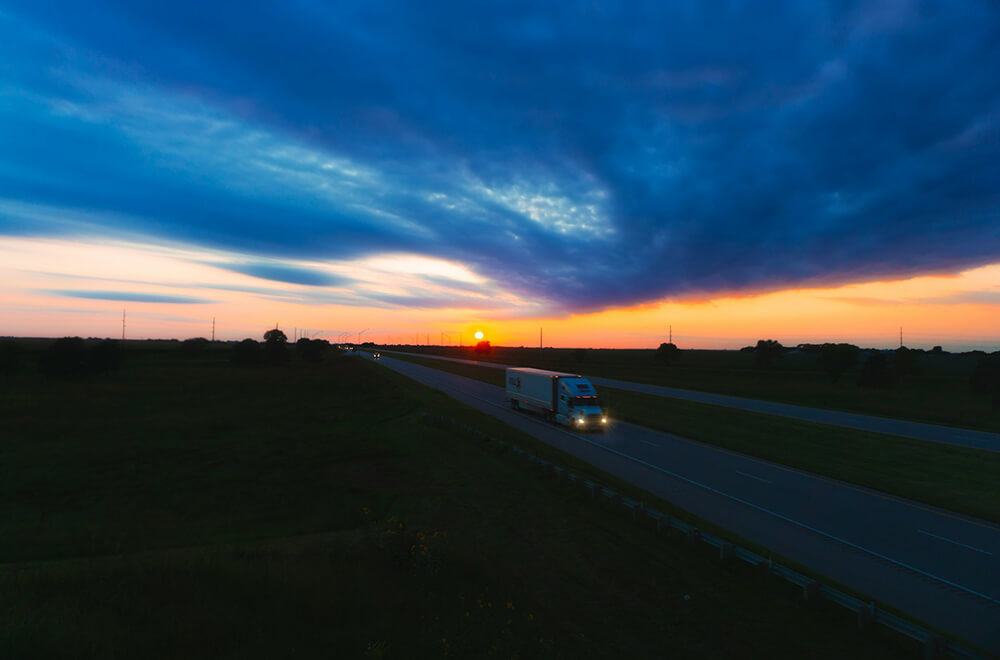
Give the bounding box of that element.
[505,367,609,431]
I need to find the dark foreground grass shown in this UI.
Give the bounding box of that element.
[0,353,916,658]
[394,345,1000,433]
[390,352,1000,524]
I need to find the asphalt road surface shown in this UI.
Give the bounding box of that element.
[383,350,1000,452]
[365,352,1000,652]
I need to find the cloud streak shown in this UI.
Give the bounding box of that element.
[1,2,998,314]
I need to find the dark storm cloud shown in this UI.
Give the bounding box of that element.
[3,1,1000,312]
[50,290,214,304]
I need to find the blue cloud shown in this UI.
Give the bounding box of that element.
[50,290,214,304]
[219,262,348,287]
[2,2,999,313]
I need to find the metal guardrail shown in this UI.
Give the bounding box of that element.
[419,412,992,660]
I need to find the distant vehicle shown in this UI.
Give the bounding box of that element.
[373,352,381,360]
[505,367,608,431]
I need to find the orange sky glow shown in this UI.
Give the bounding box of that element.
[2,236,998,351]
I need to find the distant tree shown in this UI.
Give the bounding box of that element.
[90,339,122,374]
[263,328,289,363]
[264,329,287,346]
[232,338,261,366]
[930,345,944,354]
[655,342,681,364]
[473,340,492,355]
[817,343,859,381]
[754,339,784,368]
[39,337,90,379]
[574,348,588,362]
[858,352,894,388]
[971,352,1000,408]
[0,340,23,374]
[296,337,329,363]
[181,337,211,357]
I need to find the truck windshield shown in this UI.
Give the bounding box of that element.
[572,397,603,408]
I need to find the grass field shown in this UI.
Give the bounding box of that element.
[0,342,916,658]
[389,345,1000,433]
[388,352,1000,524]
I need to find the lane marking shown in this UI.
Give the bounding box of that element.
[639,439,659,447]
[918,529,993,556]
[382,356,1000,606]
[736,470,772,484]
[388,351,1000,534]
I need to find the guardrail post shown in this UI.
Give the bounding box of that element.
[611,492,622,508]
[757,558,771,575]
[924,635,946,660]
[802,580,819,602]
[590,483,599,499]
[719,542,734,560]
[856,604,873,632]
[633,501,644,520]
[685,528,700,545]
[656,515,669,532]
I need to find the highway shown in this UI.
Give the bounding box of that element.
[382,350,1000,452]
[365,352,1000,653]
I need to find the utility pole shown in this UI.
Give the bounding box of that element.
[669,325,672,345]
[121,308,126,342]
[540,327,543,351]
[211,317,215,342]
[358,328,369,344]
[899,327,903,348]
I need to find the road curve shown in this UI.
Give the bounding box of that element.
[366,352,1000,652]
[383,350,1000,452]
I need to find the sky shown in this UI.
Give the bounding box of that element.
[1,1,999,350]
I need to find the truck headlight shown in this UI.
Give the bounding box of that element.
[576,418,585,425]
[601,417,607,424]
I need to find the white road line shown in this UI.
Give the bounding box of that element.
[639,439,659,447]
[735,470,772,484]
[918,529,993,556]
[382,356,1000,606]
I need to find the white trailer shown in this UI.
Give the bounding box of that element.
[505,367,608,431]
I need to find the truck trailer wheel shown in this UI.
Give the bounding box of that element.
[510,399,520,410]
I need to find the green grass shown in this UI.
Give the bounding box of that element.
[391,345,1000,433]
[389,352,1000,523]
[0,348,920,658]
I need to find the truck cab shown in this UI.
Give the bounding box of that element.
[556,378,607,430]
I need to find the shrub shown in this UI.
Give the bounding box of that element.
[816,343,859,381]
[232,338,262,366]
[263,329,289,363]
[754,339,784,368]
[654,342,680,364]
[473,341,491,355]
[296,338,330,363]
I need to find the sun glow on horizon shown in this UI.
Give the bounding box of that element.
[1,235,998,352]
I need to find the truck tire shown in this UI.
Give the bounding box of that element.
[510,399,520,410]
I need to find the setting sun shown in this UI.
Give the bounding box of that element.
[474,331,484,340]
